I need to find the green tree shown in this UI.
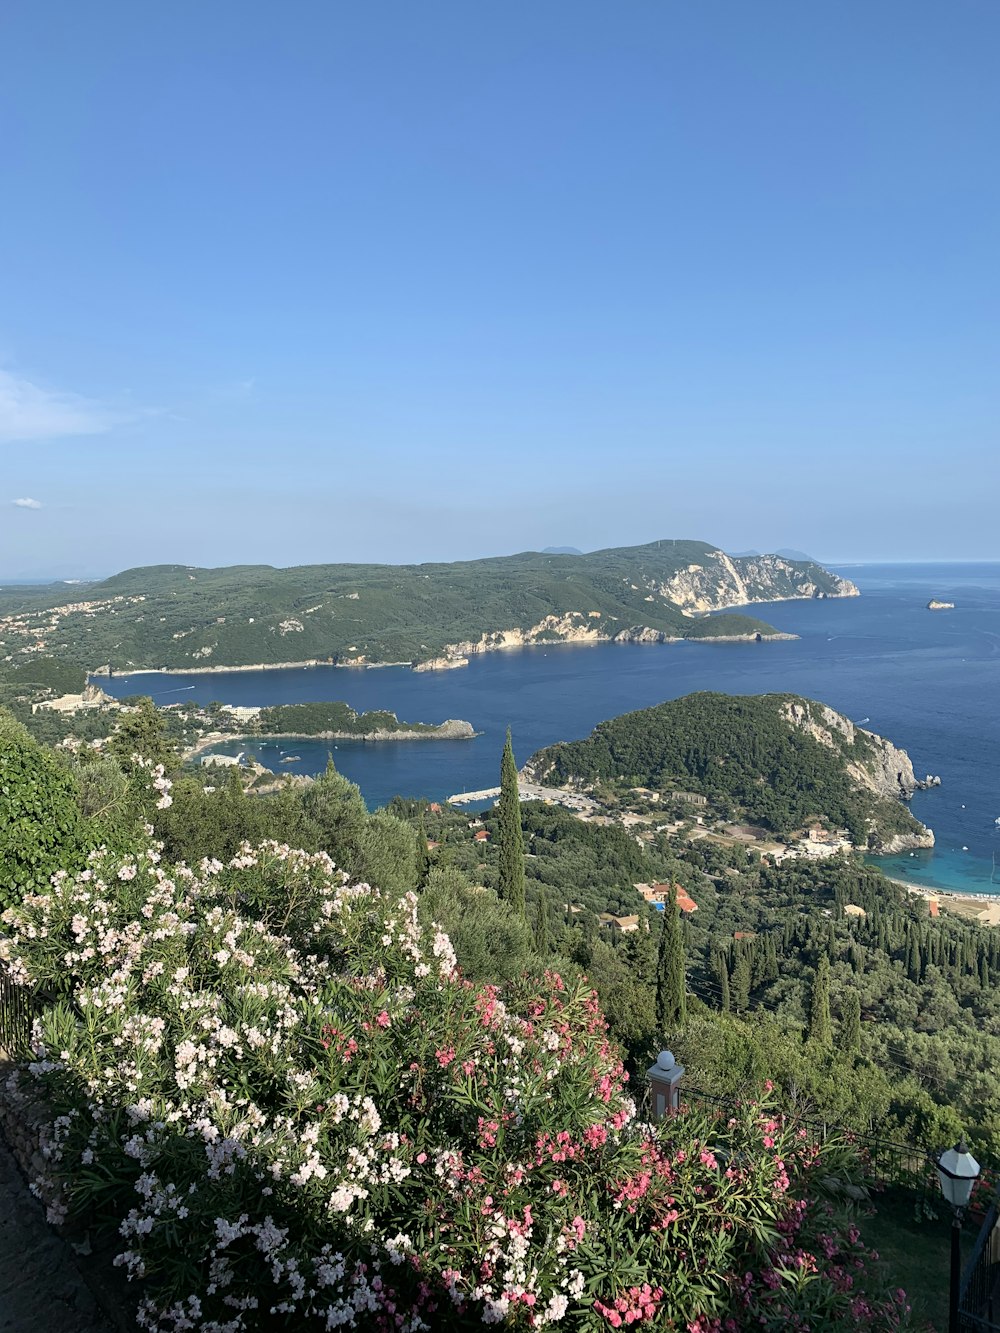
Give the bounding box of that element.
[0,709,84,910]
[808,955,833,1047]
[730,953,751,1013]
[841,991,861,1055]
[655,885,686,1032]
[534,888,550,954]
[350,810,421,897]
[714,950,731,1013]
[497,728,525,916]
[418,867,535,981]
[108,696,179,772]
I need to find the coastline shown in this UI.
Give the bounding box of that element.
[90,627,801,681]
[91,658,414,678]
[185,720,477,760]
[883,873,1000,926]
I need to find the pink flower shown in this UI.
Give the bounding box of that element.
[376,1010,391,1028]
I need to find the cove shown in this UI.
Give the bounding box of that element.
[99,562,1000,896]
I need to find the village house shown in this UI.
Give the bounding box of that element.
[634,882,699,913]
[598,913,640,934]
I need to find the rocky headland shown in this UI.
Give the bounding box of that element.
[524,692,934,854]
[50,539,856,674]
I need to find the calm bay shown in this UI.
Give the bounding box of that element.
[99,562,1000,896]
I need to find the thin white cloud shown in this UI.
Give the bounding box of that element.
[12,497,43,509]
[0,368,131,443]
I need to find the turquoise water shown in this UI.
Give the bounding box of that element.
[100,563,1000,896]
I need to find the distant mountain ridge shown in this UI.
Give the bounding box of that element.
[0,539,858,672]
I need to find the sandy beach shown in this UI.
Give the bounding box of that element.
[884,874,1000,926]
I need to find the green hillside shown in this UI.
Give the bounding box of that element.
[525,691,927,847]
[0,540,855,671]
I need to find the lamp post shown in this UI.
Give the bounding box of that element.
[646,1050,685,1122]
[936,1137,981,1333]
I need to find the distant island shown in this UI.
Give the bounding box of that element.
[927,599,955,610]
[0,538,858,674]
[523,691,933,854]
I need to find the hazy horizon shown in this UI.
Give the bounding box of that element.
[3,546,1000,588]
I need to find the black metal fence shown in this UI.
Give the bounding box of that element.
[960,1201,1000,1332]
[680,1085,938,1196]
[0,963,36,1057]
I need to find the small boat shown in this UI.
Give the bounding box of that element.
[281,755,300,764]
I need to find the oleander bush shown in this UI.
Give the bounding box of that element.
[0,800,912,1330]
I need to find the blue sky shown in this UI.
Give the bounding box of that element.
[1,1,997,576]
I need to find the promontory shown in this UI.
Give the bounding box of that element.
[0,539,858,673]
[523,691,933,854]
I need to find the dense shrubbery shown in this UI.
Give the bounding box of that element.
[0,712,85,910]
[2,696,995,1326]
[2,827,912,1331]
[669,848,1000,1156]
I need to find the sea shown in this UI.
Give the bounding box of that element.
[98,562,1000,897]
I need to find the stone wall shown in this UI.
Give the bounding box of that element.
[0,1053,129,1331]
[0,1057,68,1225]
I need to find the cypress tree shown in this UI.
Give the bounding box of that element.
[841,991,861,1054]
[415,811,431,886]
[534,889,550,954]
[906,933,921,982]
[714,950,731,1013]
[764,934,779,983]
[730,953,751,1012]
[497,728,526,916]
[655,884,686,1031]
[808,955,833,1047]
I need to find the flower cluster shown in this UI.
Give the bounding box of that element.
[130,755,174,809]
[0,840,911,1330]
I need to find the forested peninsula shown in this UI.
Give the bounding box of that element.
[192,701,477,756]
[0,539,857,672]
[525,691,932,852]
